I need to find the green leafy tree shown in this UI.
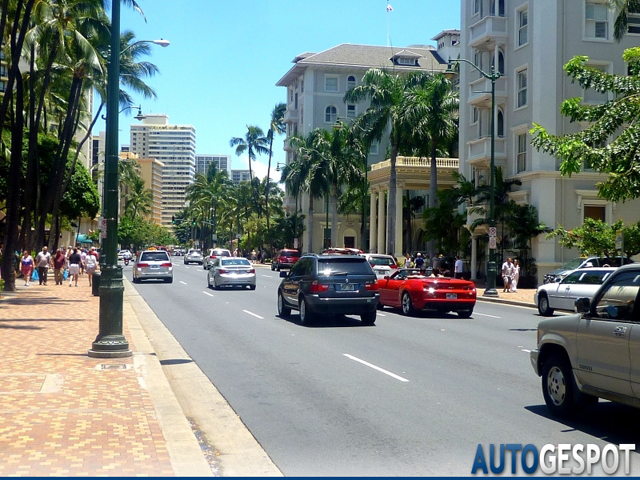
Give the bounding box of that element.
[546,218,624,258]
[531,49,640,202]
[230,125,269,216]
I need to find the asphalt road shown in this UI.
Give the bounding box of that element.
[126,260,640,476]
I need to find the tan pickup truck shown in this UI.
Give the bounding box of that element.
[531,264,640,417]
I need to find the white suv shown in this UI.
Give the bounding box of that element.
[204,248,231,269]
[531,264,640,417]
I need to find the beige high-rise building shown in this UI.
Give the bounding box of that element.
[137,158,164,225]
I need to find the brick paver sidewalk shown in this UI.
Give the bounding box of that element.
[0,277,174,476]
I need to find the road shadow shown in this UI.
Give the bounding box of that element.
[0,318,86,323]
[278,313,371,328]
[0,325,42,330]
[380,308,468,320]
[160,358,194,365]
[526,403,640,448]
[0,297,89,307]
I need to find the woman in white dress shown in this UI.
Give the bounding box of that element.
[510,259,520,292]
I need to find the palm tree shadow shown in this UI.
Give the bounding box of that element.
[525,402,640,447]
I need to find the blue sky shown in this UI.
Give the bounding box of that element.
[97,0,461,180]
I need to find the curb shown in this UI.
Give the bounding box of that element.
[124,279,283,477]
[476,296,536,309]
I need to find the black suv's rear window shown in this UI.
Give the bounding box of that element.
[318,258,373,276]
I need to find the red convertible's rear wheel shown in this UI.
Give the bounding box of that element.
[401,292,415,316]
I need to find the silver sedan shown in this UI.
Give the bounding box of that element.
[184,249,203,265]
[207,257,256,290]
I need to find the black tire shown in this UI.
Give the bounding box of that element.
[278,292,291,317]
[376,301,384,311]
[361,310,376,325]
[541,353,576,417]
[165,277,173,284]
[401,292,416,316]
[299,296,314,325]
[271,263,275,271]
[458,309,473,318]
[538,293,554,316]
[249,285,256,290]
[132,277,139,284]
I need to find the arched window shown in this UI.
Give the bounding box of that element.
[325,105,337,123]
[497,110,504,137]
[347,75,356,90]
[491,50,505,75]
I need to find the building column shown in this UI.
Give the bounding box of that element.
[395,183,403,259]
[471,235,478,280]
[369,188,377,253]
[377,188,386,254]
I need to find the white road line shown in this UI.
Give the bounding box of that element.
[180,281,187,285]
[343,354,409,383]
[172,263,179,266]
[243,310,264,319]
[378,313,387,317]
[262,275,273,278]
[202,291,214,297]
[521,349,531,353]
[473,312,501,319]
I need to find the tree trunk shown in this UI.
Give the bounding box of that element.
[386,143,398,256]
[1,64,26,292]
[307,196,314,253]
[265,136,274,231]
[331,186,338,248]
[427,139,438,260]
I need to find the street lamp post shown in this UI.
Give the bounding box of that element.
[449,59,500,297]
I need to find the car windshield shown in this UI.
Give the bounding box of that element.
[212,250,230,256]
[221,258,251,266]
[188,249,201,255]
[562,258,586,270]
[317,258,372,276]
[369,256,395,266]
[140,252,169,262]
[280,251,298,257]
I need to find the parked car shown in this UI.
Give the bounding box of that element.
[531,263,640,417]
[543,255,633,284]
[535,267,616,316]
[132,250,173,283]
[277,254,379,325]
[184,249,203,265]
[207,257,256,290]
[204,248,231,269]
[362,253,398,279]
[271,249,301,271]
[377,268,476,317]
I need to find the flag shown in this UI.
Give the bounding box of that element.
[387,3,393,12]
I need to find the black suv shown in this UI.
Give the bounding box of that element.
[277,254,380,325]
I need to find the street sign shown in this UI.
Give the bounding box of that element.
[616,230,624,251]
[212,234,217,241]
[236,233,241,239]
[100,218,107,239]
[489,227,497,237]
[489,236,497,249]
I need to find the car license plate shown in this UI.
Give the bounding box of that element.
[446,293,457,299]
[339,283,355,291]
[151,265,159,269]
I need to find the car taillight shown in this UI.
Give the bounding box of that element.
[365,281,379,291]
[248,268,255,274]
[137,263,149,268]
[161,263,172,267]
[310,280,330,293]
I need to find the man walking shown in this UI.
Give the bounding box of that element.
[454,255,464,279]
[501,257,514,293]
[35,246,52,285]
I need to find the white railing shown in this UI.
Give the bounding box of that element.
[469,16,508,47]
[370,156,459,171]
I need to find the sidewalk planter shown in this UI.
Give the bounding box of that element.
[92,271,101,296]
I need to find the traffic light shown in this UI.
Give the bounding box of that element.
[171,215,175,224]
[192,221,197,226]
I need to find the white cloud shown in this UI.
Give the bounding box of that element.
[232,155,282,183]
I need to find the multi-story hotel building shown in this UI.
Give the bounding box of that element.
[129,114,196,228]
[459,0,640,281]
[137,157,164,225]
[231,169,252,183]
[196,154,230,176]
[276,42,453,252]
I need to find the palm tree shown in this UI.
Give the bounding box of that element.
[609,0,640,41]
[124,175,153,220]
[265,103,286,231]
[402,74,459,258]
[280,158,305,248]
[230,125,269,217]
[345,68,433,255]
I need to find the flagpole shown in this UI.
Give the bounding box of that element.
[387,3,390,46]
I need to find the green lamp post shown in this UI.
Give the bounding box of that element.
[449,59,500,297]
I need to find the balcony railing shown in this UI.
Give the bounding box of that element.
[468,15,508,49]
[468,76,507,107]
[467,137,506,164]
[370,156,459,171]
[283,109,298,123]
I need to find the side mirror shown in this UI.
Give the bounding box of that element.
[575,297,591,313]
[279,270,289,278]
[383,275,390,280]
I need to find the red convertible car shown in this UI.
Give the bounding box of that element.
[377,269,477,317]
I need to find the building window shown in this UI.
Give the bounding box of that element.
[517,133,527,173]
[490,0,505,16]
[584,205,606,222]
[583,63,611,103]
[471,107,479,125]
[516,68,528,108]
[628,9,640,34]
[289,87,293,102]
[325,76,339,92]
[347,104,356,119]
[497,110,504,137]
[492,50,505,75]
[517,7,528,46]
[397,57,417,66]
[325,105,337,123]
[473,0,481,16]
[370,140,379,156]
[347,75,356,90]
[585,0,610,39]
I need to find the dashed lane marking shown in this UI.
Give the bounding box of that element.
[180,281,187,285]
[203,291,214,297]
[243,310,264,319]
[473,312,501,319]
[343,354,409,383]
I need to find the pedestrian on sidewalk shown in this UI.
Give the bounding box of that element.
[510,259,520,293]
[86,248,98,287]
[20,250,34,286]
[68,248,81,287]
[415,252,425,272]
[35,246,52,285]
[80,248,87,275]
[53,248,66,285]
[501,257,514,293]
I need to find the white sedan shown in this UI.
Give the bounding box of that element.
[207,257,256,290]
[534,267,616,316]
